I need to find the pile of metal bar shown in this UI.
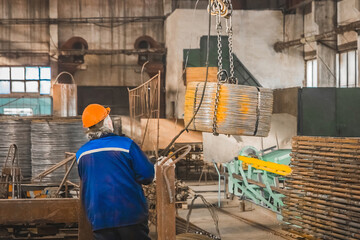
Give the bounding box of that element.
[0,120,32,179]
[31,119,87,183]
[184,82,273,137]
[283,136,360,240]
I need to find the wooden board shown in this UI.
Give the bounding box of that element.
[185,67,218,84]
[0,199,79,225]
[140,119,203,151]
[156,165,176,240]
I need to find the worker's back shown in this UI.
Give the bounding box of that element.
[76,133,154,231]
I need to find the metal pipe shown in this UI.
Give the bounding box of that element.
[212,160,221,208]
[274,20,360,52]
[0,16,165,25]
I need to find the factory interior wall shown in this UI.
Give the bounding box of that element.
[0,0,50,66]
[0,0,165,87]
[337,0,359,45]
[165,9,304,119]
[301,0,360,86]
[57,0,164,87]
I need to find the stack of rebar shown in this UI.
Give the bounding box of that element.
[283,136,360,240]
[0,120,32,179]
[31,119,87,183]
[184,82,273,137]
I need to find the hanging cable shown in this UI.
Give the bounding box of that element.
[160,0,213,157]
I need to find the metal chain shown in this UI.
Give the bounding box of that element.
[212,80,221,136]
[213,5,223,136]
[216,14,223,72]
[211,0,234,135]
[226,16,236,84]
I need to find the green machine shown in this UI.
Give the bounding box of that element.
[225,146,291,212]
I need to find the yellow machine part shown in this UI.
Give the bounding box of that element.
[238,156,292,176]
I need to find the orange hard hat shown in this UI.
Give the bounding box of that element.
[82,104,111,128]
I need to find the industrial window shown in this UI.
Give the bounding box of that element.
[336,50,358,88]
[0,66,51,94]
[306,59,318,87]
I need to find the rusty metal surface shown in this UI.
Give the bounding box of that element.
[53,84,77,117]
[0,199,79,225]
[283,136,360,240]
[156,164,176,240]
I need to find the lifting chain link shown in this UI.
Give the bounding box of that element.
[226,15,237,84]
[216,14,223,74]
[210,0,234,135]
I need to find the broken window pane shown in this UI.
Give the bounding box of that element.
[26,67,39,80]
[0,81,10,94]
[11,67,25,80]
[40,80,51,95]
[0,67,10,80]
[26,81,38,93]
[12,81,25,92]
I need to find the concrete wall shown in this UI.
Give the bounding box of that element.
[303,2,318,55]
[338,0,359,45]
[165,9,304,118]
[58,0,164,87]
[0,0,49,66]
[0,0,164,87]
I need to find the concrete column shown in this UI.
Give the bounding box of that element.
[163,0,172,15]
[49,0,58,83]
[357,31,360,86]
[315,0,337,87]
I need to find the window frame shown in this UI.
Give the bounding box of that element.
[305,58,318,87]
[336,49,358,88]
[0,65,51,96]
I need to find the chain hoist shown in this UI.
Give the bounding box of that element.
[208,0,236,135]
[226,15,236,84]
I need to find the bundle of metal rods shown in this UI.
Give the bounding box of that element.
[31,119,87,183]
[283,136,360,240]
[0,120,32,179]
[184,82,273,137]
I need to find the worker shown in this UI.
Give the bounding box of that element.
[76,104,154,240]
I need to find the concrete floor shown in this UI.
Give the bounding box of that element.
[151,181,289,240]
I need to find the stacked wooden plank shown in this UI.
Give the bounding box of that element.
[283,136,360,240]
[185,67,218,84]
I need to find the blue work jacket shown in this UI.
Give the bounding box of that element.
[76,133,154,231]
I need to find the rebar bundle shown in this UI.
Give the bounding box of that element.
[283,136,360,240]
[0,120,32,179]
[184,82,273,137]
[31,119,87,183]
